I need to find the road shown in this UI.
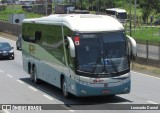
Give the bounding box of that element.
[0,36,160,113]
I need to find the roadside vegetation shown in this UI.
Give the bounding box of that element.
[132,63,160,77]
[125,25,160,45]
[0,5,44,20]
[132,27,160,45]
[0,0,159,20]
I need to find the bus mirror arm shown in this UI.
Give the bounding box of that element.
[130,51,136,60]
[67,37,75,57]
[126,35,137,60]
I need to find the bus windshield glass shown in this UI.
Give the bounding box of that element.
[75,31,129,77]
[116,12,127,19]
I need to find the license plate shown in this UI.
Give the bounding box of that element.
[3,53,8,56]
[102,90,110,94]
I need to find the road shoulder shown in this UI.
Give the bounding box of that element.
[131,62,160,78]
[0,32,17,41]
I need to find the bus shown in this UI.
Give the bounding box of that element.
[22,14,136,98]
[106,8,127,23]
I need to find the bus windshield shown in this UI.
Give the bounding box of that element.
[116,12,127,19]
[75,31,129,77]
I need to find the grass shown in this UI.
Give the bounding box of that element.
[132,27,160,42]
[115,1,159,45]
[117,1,160,46]
[0,5,45,20]
[124,20,160,45]
[132,63,160,77]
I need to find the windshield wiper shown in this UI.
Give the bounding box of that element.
[91,56,101,73]
[92,53,108,74]
[105,49,118,72]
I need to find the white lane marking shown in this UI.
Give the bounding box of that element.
[16,80,24,84]
[147,101,159,104]
[132,71,160,80]
[3,109,10,113]
[69,110,75,112]
[28,86,38,92]
[43,94,54,101]
[0,70,4,73]
[6,74,13,78]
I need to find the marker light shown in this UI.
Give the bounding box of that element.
[74,36,80,45]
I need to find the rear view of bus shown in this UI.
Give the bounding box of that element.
[22,14,136,98]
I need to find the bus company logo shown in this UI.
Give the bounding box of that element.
[105,59,110,65]
[2,105,11,110]
[29,44,35,54]
[104,83,108,87]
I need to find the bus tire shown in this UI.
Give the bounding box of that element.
[17,47,19,50]
[62,78,69,98]
[107,95,116,98]
[33,66,39,84]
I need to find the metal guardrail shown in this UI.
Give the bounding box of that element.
[137,42,160,61]
[0,20,21,36]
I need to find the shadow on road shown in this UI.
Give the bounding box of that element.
[20,77,133,110]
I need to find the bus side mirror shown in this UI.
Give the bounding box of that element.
[126,35,137,60]
[67,36,75,57]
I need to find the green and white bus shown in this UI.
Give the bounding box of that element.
[22,14,136,98]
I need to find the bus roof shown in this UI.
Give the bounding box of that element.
[22,14,124,32]
[106,8,126,13]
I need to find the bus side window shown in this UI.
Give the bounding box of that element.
[35,31,42,43]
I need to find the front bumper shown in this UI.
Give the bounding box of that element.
[74,78,131,97]
[0,52,14,59]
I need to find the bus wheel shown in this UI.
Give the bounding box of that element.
[62,78,69,98]
[33,66,39,84]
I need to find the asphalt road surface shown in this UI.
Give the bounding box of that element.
[0,36,160,113]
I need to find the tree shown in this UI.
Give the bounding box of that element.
[139,0,160,23]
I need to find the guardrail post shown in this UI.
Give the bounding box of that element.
[146,40,149,60]
[159,41,160,62]
[159,28,160,62]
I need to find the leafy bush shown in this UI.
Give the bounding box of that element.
[0,5,6,11]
